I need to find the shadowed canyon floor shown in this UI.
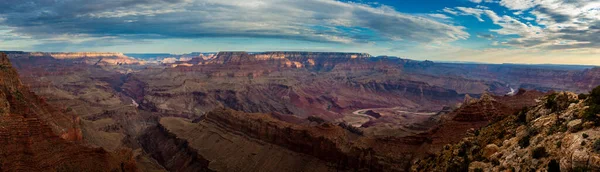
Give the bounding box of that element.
[2,51,600,171]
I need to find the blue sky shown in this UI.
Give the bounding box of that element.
[0,0,598,64]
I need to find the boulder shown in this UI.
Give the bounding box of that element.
[572,149,590,169]
[483,144,500,159]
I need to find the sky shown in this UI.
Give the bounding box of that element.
[0,0,598,65]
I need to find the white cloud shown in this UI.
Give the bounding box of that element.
[452,1,599,50]
[0,0,469,48]
[428,13,451,19]
[456,7,486,22]
[499,0,537,10]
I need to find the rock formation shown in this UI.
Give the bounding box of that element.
[0,53,138,171]
[412,88,600,171]
[153,108,432,171]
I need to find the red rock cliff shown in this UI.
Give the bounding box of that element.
[0,53,138,171]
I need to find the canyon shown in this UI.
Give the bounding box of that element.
[2,51,599,171]
[0,53,137,171]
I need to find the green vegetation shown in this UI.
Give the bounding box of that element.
[579,93,588,100]
[556,141,562,148]
[593,139,600,153]
[545,93,558,111]
[531,147,547,159]
[584,86,600,124]
[545,92,574,112]
[547,120,567,135]
[583,133,589,138]
[515,107,529,124]
[519,128,538,148]
[14,90,25,103]
[474,168,483,172]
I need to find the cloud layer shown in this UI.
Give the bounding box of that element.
[0,0,469,47]
[458,0,599,50]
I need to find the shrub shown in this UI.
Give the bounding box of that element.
[545,93,558,111]
[589,86,600,104]
[583,133,589,138]
[519,128,538,148]
[548,122,568,135]
[556,141,562,148]
[579,93,588,100]
[531,147,547,159]
[593,139,600,153]
[14,90,24,102]
[547,159,560,172]
[515,108,528,124]
[474,168,483,172]
[584,86,600,124]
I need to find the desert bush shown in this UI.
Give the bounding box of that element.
[579,93,588,100]
[545,93,558,110]
[593,139,600,153]
[519,128,538,148]
[583,133,589,138]
[515,108,529,124]
[584,86,600,124]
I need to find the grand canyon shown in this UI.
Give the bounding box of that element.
[0,50,599,171]
[1,0,599,171]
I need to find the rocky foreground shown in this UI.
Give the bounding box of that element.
[412,88,600,171]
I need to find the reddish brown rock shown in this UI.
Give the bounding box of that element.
[0,53,138,171]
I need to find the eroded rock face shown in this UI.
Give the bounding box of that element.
[0,53,138,171]
[411,91,600,172]
[139,124,211,172]
[7,51,600,171]
[159,108,434,171]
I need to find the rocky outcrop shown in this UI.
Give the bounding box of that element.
[181,108,429,171]
[452,89,546,122]
[0,53,138,171]
[138,124,212,172]
[411,89,600,171]
[414,89,547,157]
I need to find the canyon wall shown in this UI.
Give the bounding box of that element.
[0,53,138,171]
